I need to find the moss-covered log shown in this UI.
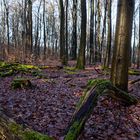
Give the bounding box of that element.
[0,61,41,77]
[64,79,138,140]
[0,108,53,140]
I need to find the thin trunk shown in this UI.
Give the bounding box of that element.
[132,20,136,65]
[59,0,67,65]
[76,0,87,69]
[71,0,77,60]
[100,0,107,63]
[97,0,101,62]
[43,0,47,59]
[3,0,9,53]
[89,0,94,64]
[137,3,140,69]
[104,0,112,68]
[26,0,33,56]
[65,0,68,62]
[34,0,42,59]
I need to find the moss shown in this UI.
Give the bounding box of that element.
[11,77,32,89]
[64,66,76,71]
[39,66,50,69]
[0,69,14,77]
[16,64,40,74]
[23,130,53,140]
[9,123,53,140]
[31,70,41,76]
[9,122,23,136]
[64,66,78,75]
[65,71,77,75]
[128,70,140,75]
[64,121,83,140]
[17,64,39,70]
[0,61,6,67]
[76,79,111,109]
[0,61,41,77]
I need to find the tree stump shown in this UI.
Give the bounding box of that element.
[11,78,32,89]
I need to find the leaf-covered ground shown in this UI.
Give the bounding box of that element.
[0,62,140,140]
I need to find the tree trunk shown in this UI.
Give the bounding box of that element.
[76,0,87,69]
[137,3,140,69]
[97,0,101,62]
[100,0,107,64]
[34,0,42,60]
[71,0,77,60]
[104,0,112,68]
[43,0,47,59]
[111,0,135,91]
[89,0,94,64]
[26,0,33,56]
[65,0,68,62]
[3,0,10,54]
[132,20,136,65]
[59,0,67,65]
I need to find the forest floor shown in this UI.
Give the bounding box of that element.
[0,61,140,140]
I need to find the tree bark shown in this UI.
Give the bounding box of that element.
[71,0,77,60]
[104,0,112,68]
[76,0,87,69]
[111,0,135,91]
[89,0,94,64]
[59,0,67,65]
[137,3,140,69]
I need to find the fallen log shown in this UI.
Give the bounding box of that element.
[0,108,53,140]
[64,79,138,140]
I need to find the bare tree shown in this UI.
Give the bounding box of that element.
[59,0,67,65]
[76,0,87,69]
[104,0,112,68]
[71,0,77,60]
[89,0,94,64]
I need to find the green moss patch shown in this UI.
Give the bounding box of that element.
[64,66,78,75]
[0,61,41,77]
[9,123,53,140]
[129,69,140,75]
[11,77,32,89]
[64,121,83,140]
